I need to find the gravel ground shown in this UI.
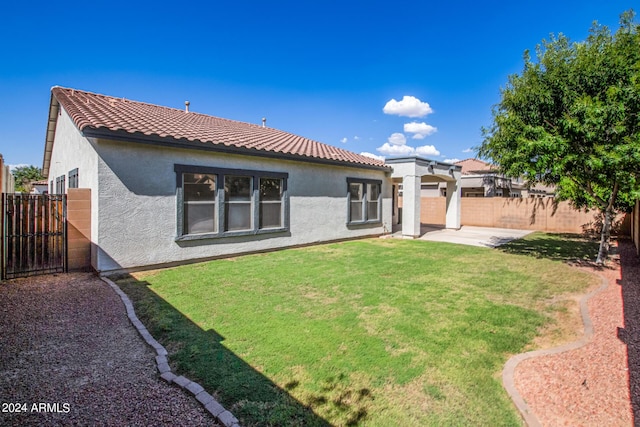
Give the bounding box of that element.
[514,239,636,426]
[0,273,218,426]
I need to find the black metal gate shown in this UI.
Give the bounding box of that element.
[1,194,67,280]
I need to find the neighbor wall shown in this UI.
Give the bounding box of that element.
[459,197,627,233]
[402,196,628,234]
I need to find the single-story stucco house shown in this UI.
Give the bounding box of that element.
[43,87,461,273]
[30,179,49,194]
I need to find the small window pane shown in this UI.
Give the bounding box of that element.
[183,173,216,234]
[368,183,380,200]
[184,173,216,202]
[367,183,380,221]
[349,183,362,201]
[367,201,379,220]
[349,183,363,222]
[260,203,282,229]
[225,203,252,231]
[68,168,79,189]
[259,178,283,229]
[225,175,252,231]
[225,176,251,201]
[260,178,282,201]
[350,201,363,222]
[185,203,216,234]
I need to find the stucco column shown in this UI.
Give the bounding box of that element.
[445,179,461,229]
[402,175,421,238]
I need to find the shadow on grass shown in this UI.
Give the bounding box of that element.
[616,240,640,425]
[498,232,601,264]
[113,274,350,427]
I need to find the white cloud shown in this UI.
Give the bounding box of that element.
[340,137,348,143]
[383,96,433,118]
[404,122,437,139]
[376,143,415,156]
[444,158,461,164]
[360,152,385,161]
[354,136,360,140]
[462,148,473,153]
[387,132,407,146]
[415,145,441,156]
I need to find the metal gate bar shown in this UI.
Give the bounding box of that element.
[2,194,67,280]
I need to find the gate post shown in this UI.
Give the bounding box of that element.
[67,188,92,271]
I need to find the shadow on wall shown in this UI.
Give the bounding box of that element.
[617,241,640,425]
[526,197,555,227]
[112,273,358,427]
[581,213,632,239]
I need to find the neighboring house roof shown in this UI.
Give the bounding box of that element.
[43,86,389,177]
[454,159,495,175]
[31,180,48,185]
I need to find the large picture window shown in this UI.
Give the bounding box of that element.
[347,178,382,225]
[175,165,288,240]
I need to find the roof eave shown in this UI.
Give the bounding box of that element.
[82,127,392,172]
[42,91,60,179]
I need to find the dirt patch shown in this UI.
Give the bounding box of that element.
[0,273,218,426]
[512,241,634,426]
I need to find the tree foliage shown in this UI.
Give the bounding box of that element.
[478,10,640,264]
[12,165,44,193]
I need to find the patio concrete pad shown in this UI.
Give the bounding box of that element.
[417,225,532,248]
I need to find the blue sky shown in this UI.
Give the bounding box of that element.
[0,1,631,169]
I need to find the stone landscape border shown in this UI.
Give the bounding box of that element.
[101,276,241,427]
[501,273,609,426]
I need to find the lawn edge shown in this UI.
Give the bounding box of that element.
[501,270,608,427]
[100,275,241,427]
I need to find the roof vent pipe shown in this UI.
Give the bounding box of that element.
[262,117,266,128]
[185,101,190,113]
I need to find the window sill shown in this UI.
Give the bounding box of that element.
[175,227,289,242]
[346,220,382,227]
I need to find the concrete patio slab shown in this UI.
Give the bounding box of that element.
[392,225,532,248]
[420,225,532,247]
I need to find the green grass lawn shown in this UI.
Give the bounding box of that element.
[115,233,599,426]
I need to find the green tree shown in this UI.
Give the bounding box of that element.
[12,165,44,193]
[478,10,640,264]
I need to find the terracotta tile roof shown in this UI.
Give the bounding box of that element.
[454,158,495,175]
[51,87,387,169]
